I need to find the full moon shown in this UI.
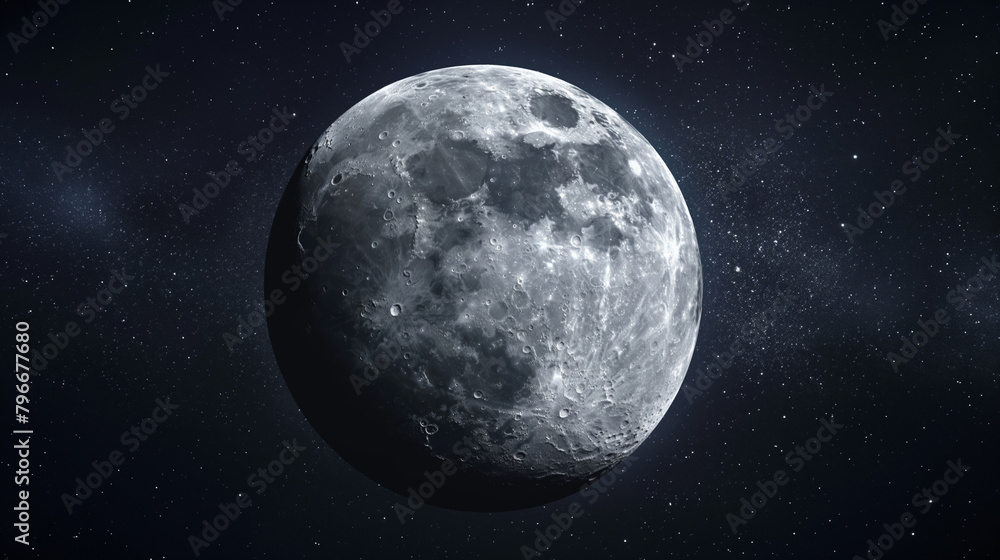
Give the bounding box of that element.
[265,65,701,511]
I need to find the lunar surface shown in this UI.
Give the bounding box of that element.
[265,65,701,511]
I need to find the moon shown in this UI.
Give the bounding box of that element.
[265,65,701,511]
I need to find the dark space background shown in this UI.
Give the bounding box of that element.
[2,0,998,558]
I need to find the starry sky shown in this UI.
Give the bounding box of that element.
[2,0,998,559]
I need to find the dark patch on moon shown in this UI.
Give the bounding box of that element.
[405,137,489,204]
[582,215,626,249]
[454,327,536,404]
[484,141,573,227]
[572,141,655,223]
[530,93,580,128]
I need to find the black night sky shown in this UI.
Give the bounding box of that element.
[2,0,998,559]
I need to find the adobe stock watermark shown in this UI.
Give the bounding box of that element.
[7,0,71,54]
[726,416,844,535]
[392,433,474,523]
[28,270,136,374]
[349,327,413,395]
[340,0,404,64]
[672,0,749,73]
[60,397,179,514]
[517,456,636,559]
[851,458,969,560]
[841,126,961,243]
[877,0,931,41]
[223,234,339,351]
[545,0,585,32]
[187,439,306,557]
[683,282,801,403]
[51,65,170,182]
[886,254,997,372]
[717,83,835,201]
[212,0,243,21]
[178,106,295,223]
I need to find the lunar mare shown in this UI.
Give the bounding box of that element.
[265,65,701,511]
